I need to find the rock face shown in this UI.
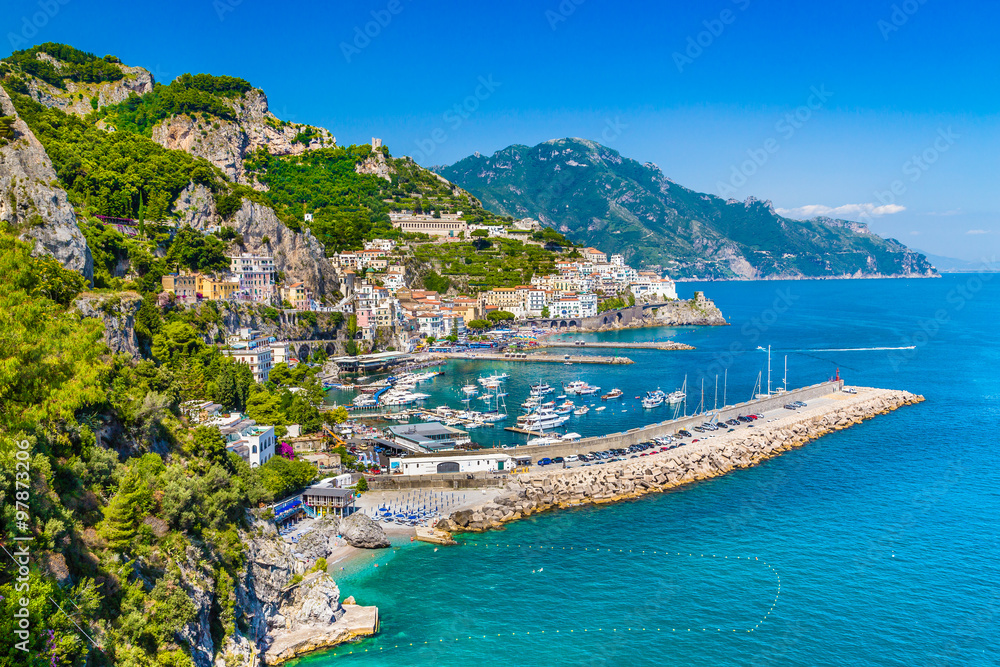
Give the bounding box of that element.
[355,149,391,181]
[437,388,925,534]
[26,61,154,116]
[152,89,334,184]
[208,521,377,667]
[0,83,93,282]
[170,184,340,300]
[295,517,346,560]
[338,512,389,549]
[73,292,142,356]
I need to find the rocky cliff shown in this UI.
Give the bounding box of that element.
[0,82,93,281]
[171,520,377,667]
[171,183,341,300]
[26,59,154,116]
[153,88,334,184]
[73,291,142,356]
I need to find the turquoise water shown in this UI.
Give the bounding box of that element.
[306,276,999,666]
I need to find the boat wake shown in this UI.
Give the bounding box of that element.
[803,346,916,352]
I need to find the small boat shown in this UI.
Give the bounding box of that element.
[462,384,479,395]
[573,406,589,416]
[556,394,567,400]
[601,388,623,400]
[595,406,606,412]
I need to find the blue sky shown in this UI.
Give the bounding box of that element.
[4,0,998,261]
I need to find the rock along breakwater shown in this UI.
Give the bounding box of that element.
[437,387,923,533]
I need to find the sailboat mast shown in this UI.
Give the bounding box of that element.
[767,345,772,396]
[683,374,688,417]
[714,375,718,411]
[784,355,788,392]
[724,368,728,407]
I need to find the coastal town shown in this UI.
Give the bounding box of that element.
[158,229,680,356]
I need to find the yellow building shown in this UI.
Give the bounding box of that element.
[161,273,198,298]
[197,275,239,301]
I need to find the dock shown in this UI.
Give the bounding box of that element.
[432,352,633,365]
[537,340,694,351]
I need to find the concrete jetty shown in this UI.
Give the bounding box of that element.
[435,386,924,534]
[537,340,695,351]
[431,352,633,365]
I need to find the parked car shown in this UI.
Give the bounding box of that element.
[566,455,579,462]
[784,404,797,410]
[538,457,552,466]
[678,430,692,438]
[552,456,565,464]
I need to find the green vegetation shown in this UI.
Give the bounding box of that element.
[355,476,368,493]
[598,292,634,313]
[2,43,123,89]
[0,231,341,665]
[410,237,558,292]
[487,310,515,322]
[0,115,14,146]
[8,91,224,220]
[96,73,255,136]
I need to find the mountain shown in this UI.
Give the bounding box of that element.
[915,250,1000,273]
[435,138,938,280]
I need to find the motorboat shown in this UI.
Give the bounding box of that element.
[595,406,606,412]
[667,390,685,404]
[516,409,569,431]
[530,382,554,395]
[641,392,664,409]
[462,384,479,395]
[573,406,589,416]
[601,388,623,400]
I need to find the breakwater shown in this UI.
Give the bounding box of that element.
[431,352,634,365]
[537,340,695,351]
[436,387,923,533]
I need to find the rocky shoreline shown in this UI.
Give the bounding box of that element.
[436,387,923,533]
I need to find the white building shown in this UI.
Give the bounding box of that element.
[223,346,274,383]
[211,415,276,468]
[389,452,512,475]
[230,254,276,302]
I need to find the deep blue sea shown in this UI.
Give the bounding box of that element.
[308,276,999,666]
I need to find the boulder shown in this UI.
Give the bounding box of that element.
[337,512,389,549]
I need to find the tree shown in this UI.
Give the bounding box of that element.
[541,306,550,318]
[99,465,154,551]
[355,477,368,493]
[467,319,489,330]
[471,229,489,238]
[487,310,515,322]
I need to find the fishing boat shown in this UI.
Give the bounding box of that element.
[667,390,686,404]
[601,388,623,400]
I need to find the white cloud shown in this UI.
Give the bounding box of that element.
[966,229,991,235]
[775,203,906,220]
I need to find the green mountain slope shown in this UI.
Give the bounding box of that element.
[435,138,937,280]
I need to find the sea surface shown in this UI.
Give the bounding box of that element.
[309,276,999,666]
